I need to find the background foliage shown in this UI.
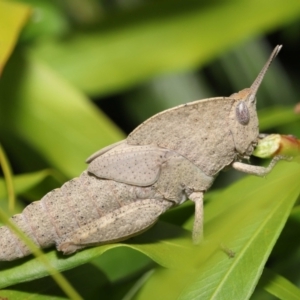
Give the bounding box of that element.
[1,0,300,299]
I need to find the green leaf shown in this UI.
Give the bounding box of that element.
[92,246,152,282]
[0,263,108,300]
[0,51,124,178]
[0,221,192,289]
[259,268,300,300]
[32,0,300,96]
[1,161,299,299]
[259,206,300,297]
[134,161,300,300]
[0,1,30,74]
[258,106,300,131]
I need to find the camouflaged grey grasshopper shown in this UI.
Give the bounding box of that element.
[0,45,284,261]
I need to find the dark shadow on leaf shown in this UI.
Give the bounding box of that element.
[128,221,190,245]
[0,247,55,271]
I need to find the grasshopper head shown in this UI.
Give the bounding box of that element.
[229,45,282,158]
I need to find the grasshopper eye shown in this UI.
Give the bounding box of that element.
[236,101,250,125]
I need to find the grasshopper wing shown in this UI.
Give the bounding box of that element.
[88,144,169,186]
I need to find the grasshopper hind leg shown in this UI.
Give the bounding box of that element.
[57,199,173,255]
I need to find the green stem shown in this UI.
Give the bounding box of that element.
[0,143,15,212]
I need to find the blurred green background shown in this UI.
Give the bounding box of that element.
[1,0,300,299]
[1,0,300,183]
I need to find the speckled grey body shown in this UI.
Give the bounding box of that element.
[0,150,213,261]
[0,46,284,261]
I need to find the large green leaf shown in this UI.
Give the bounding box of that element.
[0,221,192,289]
[1,161,299,299]
[0,263,108,300]
[0,51,123,178]
[32,0,300,96]
[134,161,300,300]
[253,206,300,300]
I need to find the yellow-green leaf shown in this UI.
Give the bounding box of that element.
[135,161,300,300]
[0,1,31,74]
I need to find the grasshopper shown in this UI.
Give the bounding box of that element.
[0,45,284,261]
